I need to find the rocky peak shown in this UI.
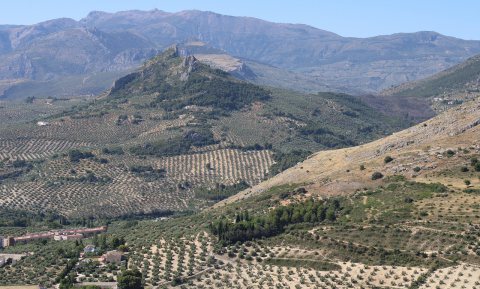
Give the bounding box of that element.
[182,55,197,69]
[180,55,197,81]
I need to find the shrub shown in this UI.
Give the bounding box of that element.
[195,181,249,201]
[25,96,35,104]
[68,149,94,162]
[475,163,480,172]
[12,159,30,168]
[129,128,216,157]
[270,150,311,176]
[371,172,384,180]
[102,147,124,155]
[129,165,166,182]
[471,157,478,166]
[384,156,394,163]
[97,158,109,164]
[445,150,455,157]
[117,269,143,289]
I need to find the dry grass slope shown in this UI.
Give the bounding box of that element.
[220,97,480,206]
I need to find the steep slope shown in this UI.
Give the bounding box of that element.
[0,18,159,98]
[2,10,480,98]
[382,53,480,111]
[219,96,480,206]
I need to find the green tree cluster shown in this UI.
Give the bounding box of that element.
[117,269,143,289]
[195,181,250,201]
[68,149,95,162]
[129,128,216,157]
[210,199,341,243]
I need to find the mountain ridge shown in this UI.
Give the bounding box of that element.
[1,9,480,98]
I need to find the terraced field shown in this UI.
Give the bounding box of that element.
[129,233,215,286]
[0,146,273,217]
[127,235,431,289]
[0,139,91,161]
[0,116,154,145]
[0,99,81,125]
[0,107,275,218]
[152,149,273,185]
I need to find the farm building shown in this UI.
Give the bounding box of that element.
[0,257,8,267]
[0,253,25,267]
[1,237,15,247]
[14,232,55,244]
[54,233,83,241]
[100,250,123,264]
[83,244,97,253]
[9,226,107,246]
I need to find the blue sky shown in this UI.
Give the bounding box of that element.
[1,0,479,40]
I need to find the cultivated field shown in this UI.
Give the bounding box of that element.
[0,147,273,217]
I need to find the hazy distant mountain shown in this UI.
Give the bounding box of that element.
[1,9,480,98]
[381,53,480,113]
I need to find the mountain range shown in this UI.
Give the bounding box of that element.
[2,9,480,288]
[1,9,480,98]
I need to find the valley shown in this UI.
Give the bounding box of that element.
[1,5,480,289]
[383,54,480,112]
[1,79,480,288]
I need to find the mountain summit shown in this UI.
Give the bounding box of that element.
[1,10,480,98]
[107,45,270,113]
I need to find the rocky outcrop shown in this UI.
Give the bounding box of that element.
[180,55,197,80]
[110,71,140,94]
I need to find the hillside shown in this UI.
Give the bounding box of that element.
[382,53,480,111]
[219,97,480,205]
[3,7,480,289]
[2,97,480,288]
[0,47,406,219]
[2,10,480,98]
